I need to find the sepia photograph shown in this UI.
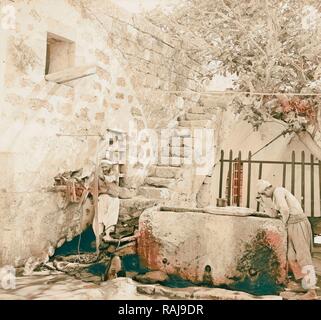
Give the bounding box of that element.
[0,0,321,306]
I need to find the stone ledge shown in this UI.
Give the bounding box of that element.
[45,65,96,85]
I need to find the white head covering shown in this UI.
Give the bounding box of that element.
[257,179,272,194]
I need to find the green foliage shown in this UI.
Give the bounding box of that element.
[149,0,321,134]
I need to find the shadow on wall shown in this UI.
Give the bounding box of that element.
[54,227,96,256]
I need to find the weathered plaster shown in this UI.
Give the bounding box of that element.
[0,0,205,267]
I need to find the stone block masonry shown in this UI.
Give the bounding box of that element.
[0,0,208,267]
[86,0,205,129]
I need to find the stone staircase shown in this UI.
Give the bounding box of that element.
[119,103,217,227]
[138,105,216,206]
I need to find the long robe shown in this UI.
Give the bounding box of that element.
[272,187,316,288]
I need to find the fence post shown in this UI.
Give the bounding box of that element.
[227,150,233,205]
[291,151,295,195]
[237,151,242,207]
[256,162,263,211]
[301,151,305,211]
[311,154,315,217]
[219,150,224,199]
[247,151,252,208]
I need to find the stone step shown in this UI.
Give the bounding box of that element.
[178,120,212,128]
[119,196,159,220]
[157,157,184,167]
[147,165,157,177]
[155,128,191,138]
[152,166,183,179]
[184,113,213,121]
[176,127,214,136]
[189,106,217,115]
[188,107,205,114]
[145,177,176,188]
[120,196,158,211]
[169,128,192,137]
[138,186,171,200]
[203,106,219,115]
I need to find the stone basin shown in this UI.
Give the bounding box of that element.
[137,206,287,295]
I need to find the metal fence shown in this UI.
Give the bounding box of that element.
[218,150,321,217]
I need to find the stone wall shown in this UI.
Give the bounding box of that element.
[84,0,203,129]
[0,0,205,267]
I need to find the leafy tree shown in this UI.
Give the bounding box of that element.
[148,0,321,157]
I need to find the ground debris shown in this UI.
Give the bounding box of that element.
[136,284,282,300]
[110,225,135,239]
[133,271,169,284]
[280,290,321,300]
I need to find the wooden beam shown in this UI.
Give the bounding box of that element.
[45,65,96,84]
